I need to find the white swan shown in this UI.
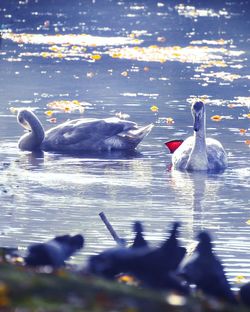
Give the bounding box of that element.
[165,101,228,172]
[17,109,153,153]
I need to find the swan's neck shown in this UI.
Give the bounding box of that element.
[18,111,45,151]
[186,114,208,171]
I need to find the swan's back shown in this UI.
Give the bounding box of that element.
[42,117,151,152]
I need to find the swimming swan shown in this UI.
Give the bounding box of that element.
[17,109,154,153]
[165,101,228,172]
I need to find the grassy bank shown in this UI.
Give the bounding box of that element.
[0,262,247,312]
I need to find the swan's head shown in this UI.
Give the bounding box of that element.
[17,109,33,130]
[191,101,205,132]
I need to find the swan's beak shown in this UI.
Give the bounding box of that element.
[194,114,200,132]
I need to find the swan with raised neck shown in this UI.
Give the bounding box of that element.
[17,109,153,153]
[17,109,45,151]
[170,101,228,172]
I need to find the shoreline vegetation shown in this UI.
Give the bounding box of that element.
[0,216,249,311]
[0,259,244,312]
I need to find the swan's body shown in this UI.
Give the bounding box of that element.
[17,110,153,153]
[168,101,227,172]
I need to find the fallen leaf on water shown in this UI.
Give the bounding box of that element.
[150,105,159,113]
[47,100,88,113]
[64,107,71,112]
[235,275,247,284]
[246,219,250,225]
[211,115,222,121]
[48,117,57,123]
[245,140,250,146]
[91,54,102,61]
[166,117,175,124]
[45,110,54,117]
[116,274,139,286]
[121,71,128,77]
[239,129,247,134]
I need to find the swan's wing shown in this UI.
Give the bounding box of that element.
[206,138,228,170]
[172,136,194,169]
[45,117,137,146]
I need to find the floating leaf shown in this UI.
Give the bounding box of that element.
[64,107,71,112]
[91,54,102,60]
[47,100,88,113]
[121,71,128,77]
[235,275,247,284]
[211,115,222,121]
[239,129,247,134]
[45,110,54,117]
[111,53,122,58]
[48,117,57,123]
[150,105,159,113]
[246,219,250,225]
[245,140,250,146]
[166,117,175,124]
[116,274,139,286]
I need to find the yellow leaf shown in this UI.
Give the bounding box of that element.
[111,53,122,58]
[211,115,222,121]
[121,71,128,77]
[235,275,247,284]
[45,110,53,117]
[150,105,159,113]
[41,52,49,58]
[246,219,250,225]
[166,117,175,124]
[91,54,101,60]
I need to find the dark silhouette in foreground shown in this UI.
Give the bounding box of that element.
[25,234,84,267]
[88,222,188,293]
[130,221,148,249]
[181,232,237,304]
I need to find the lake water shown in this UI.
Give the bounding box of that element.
[0,0,249,287]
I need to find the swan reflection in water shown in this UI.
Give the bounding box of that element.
[170,170,221,238]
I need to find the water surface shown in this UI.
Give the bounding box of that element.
[0,0,249,287]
